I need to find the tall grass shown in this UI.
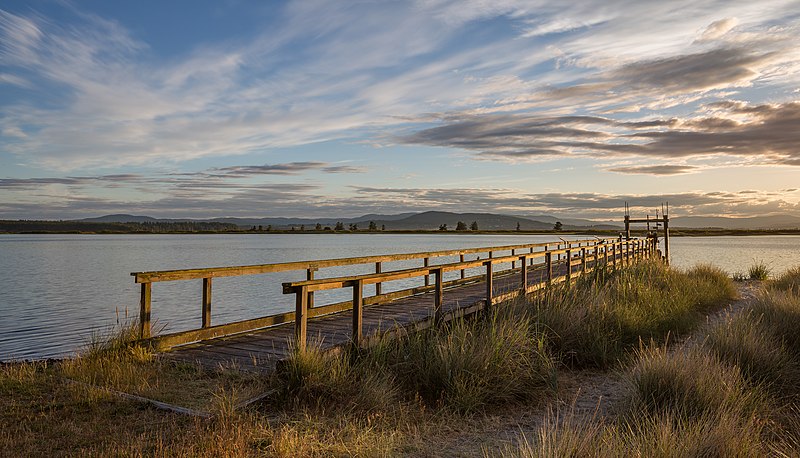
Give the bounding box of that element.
[625,344,767,422]
[507,273,800,457]
[382,306,557,413]
[532,260,735,368]
[707,292,800,400]
[771,266,800,294]
[276,306,557,415]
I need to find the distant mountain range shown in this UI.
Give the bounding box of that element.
[76,211,800,231]
[78,211,621,231]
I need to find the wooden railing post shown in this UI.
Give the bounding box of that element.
[581,248,587,276]
[484,261,494,310]
[424,257,430,286]
[545,251,553,285]
[565,249,572,286]
[306,267,317,309]
[460,254,465,279]
[519,255,528,295]
[434,267,444,324]
[352,279,363,347]
[295,285,308,351]
[139,282,152,339]
[375,262,382,296]
[202,277,212,328]
[612,243,617,270]
[512,249,516,269]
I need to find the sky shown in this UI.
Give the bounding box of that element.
[1,0,799,221]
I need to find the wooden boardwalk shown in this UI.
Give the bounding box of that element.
[131,238,655,374]
[163,265,555,373]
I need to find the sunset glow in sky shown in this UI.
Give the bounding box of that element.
[1,0,799,220]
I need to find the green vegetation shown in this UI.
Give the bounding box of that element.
[9,258,795,456]
[508,267,800,457]
[748,261,771,280]
[771,265,800,293]
[532,260,735,368]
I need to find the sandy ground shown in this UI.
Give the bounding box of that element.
[437,281,761,457]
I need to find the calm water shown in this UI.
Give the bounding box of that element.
[1,234,798,360]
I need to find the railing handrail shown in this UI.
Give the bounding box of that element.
[131,237,615,283]
[281,240,624,292]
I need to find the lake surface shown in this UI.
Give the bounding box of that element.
[1,233,798,360]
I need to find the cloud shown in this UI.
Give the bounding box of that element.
[212,162,328,176]
[2,2,798,171]
[607,165,699,175]
[400,101,800,166]
[696,18,739,42]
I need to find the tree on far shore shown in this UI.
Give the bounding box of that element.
[456,221,468,231]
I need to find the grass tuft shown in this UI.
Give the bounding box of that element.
[384,306,557,414]
[748,261,771,281]
[770,266,800,294]
[625,344,765,421]
[274,341,398,414]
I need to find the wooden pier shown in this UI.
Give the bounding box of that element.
[131,237,655,373]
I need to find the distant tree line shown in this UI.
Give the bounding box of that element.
[0,220,240,233]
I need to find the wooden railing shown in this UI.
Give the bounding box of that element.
[282,238,654,350]
[132,237,655,350]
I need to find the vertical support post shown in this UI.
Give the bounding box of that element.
[565,249,572,286]
[530,247,534,266]
[434,268,444,324]
[581,248,587,276]
[306,268,316,308]
[625,215,631,240]
[663,216,670,266]
[375,262,382,296]
[202,277,212,328]
[460,254,465,279]
[139,282,151,339]
[520,255,528,295]
[512,249,516,269]
[484,261,494,310]
[545,251,553,285]
[593,245,599,273]
[612,243,617,270]
[604,244,609,267]
[424,257,430,286]
[295,285,308,351]
[352,279,363,347]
